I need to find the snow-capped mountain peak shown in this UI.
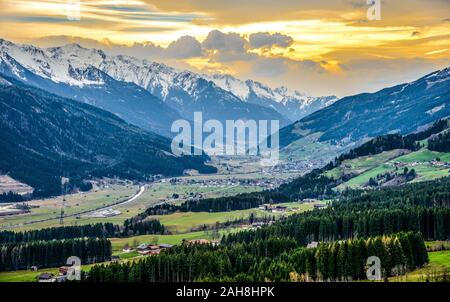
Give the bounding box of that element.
[206,74,251,100]
[204,73,337,121]
[0,39,337,122]
[0,40,107,86]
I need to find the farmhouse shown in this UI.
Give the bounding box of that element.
[59,266,70,275]
[122,247,134,253]
[303,198,319,203]
[136,244,162,255]
[38,273,55,282]
[272,205,288,213]
[137,243,149,250]
[159,244,173,249]
[258,204,272,211]
[258,204,289,213]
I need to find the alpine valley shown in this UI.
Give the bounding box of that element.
[1,1,450,286]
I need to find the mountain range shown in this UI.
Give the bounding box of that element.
[0,39,336,137]
[205,74,337,122]
[1,37,449,197]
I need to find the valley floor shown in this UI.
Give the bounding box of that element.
[1,246,448,283]
[1,153,449,282]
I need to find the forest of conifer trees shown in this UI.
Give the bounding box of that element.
[0,238,111,271]
[86,232,427,282]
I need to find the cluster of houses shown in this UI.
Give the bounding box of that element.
[258,204,288,213]
[239,221,273,231]
[126,243,175,256]
[392,160,450,169]
[125,240,220,256]
[37,265,73,282]
[37,243,176,282]
[270,159,329,173]
[313,203,327,210]
[166,176,289,191]
[258,201,327,214]
[430,160,450,168]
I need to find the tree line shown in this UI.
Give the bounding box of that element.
[223,206,450,247]
[406,119,448,142]
[0,223,117,244]
[0,238,111,271]
[0,220,166,244]
[222,178,450,247]
[85,232,427,282]
[428,131,450,152]
[0,192,26,204]
[338,176,450,209]
[127,169,449,225]
[0,221,165,272]
[335,134,420,164]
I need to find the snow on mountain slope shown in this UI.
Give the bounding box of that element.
[0,39,332,123]
[0,39,290,125]
[0,40,336,124]
[0,40,183,136]
[205,73,338,121]
[206,74,251,100]
[0,40,106,86]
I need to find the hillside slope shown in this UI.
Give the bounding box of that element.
[323,121,450,190]
[279,67,450,162]
[0,77,215,197]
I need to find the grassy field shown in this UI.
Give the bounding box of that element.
[425,241,450,251]
[152,202,318,233]
[280,132,339,161]
[337,164,393,189]
[335,148,450,190]
[0,174,267,231]
[0,267,60,282]
[110,230,226,252]
[0,198,316,283]
[0,153,309,233]
[325,150,406,180]
[0,183,139,231]
[0,263,100,283]
[390,250,450,282]
[395,149,450,163]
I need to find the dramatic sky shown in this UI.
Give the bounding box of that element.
[1,0,449,97]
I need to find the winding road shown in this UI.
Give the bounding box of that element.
[1,185,147,229]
